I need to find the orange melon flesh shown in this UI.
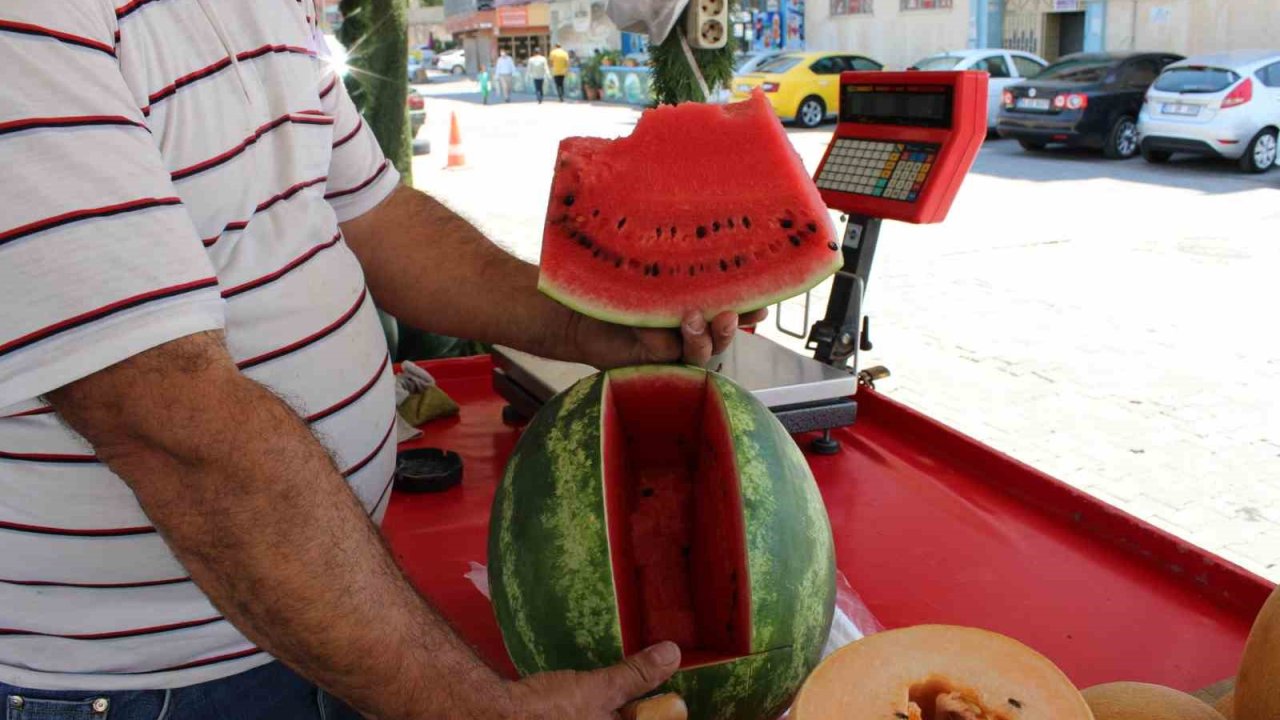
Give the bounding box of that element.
[790,625,1092,720]
[1237,585,1280,720]
[1082,682,1225,720]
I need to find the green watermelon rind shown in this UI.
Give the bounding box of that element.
[488,365,836,720]
[538,251,843,328]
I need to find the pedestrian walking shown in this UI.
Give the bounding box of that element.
[527,47,549,104]
[478,63,491,105]
[495,49,515,102]
[550,43,571,101]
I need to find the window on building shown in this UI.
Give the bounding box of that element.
[830,0,873,16]
[900,0,951,9]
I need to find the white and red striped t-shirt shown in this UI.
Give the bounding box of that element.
[0,0,401,689]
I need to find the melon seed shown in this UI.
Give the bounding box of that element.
[742,215,751,228]
[789,235,803,247]
[592,209,600,217]
[727,217,735,229]
[711,221,721,232]
[780,218,794,229]
[828,241,840,251]
[688,266,696,276]
[614,257,623,268]
[563,195,575,207]
[696,226,708,239]
[719,259,729,271]
[1008,699,1023,709]
[733,255,743,268]
[655,226,662,238]
[617,217,627,230]
[641,487,654,497]
[669,226,677,237]
[807,222,818,233]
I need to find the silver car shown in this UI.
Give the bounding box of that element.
[1138,49,1280,173]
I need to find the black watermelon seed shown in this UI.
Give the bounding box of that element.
[617,217,627,230]
[807,222,818,233]
[828,241,839,251]
[688,266,696,276]
[719,259,729,271]
[712,221,721,232]
[669,226,677,237]
[1009,699,1023,709]
[563,195,575,207]
[591,208,600,217]
[696,226,707,239]
[742,216,751,228]
[699,263,706,272]
[789,235,803,247]
[727,217,735,229]
[641,487,654,497]
[733,255,743,268]
[780,218,794,229]
[592,248,602,258]
[614,257,623,268]
[655,226,662,238]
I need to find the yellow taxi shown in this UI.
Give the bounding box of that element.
[731,51,883,128]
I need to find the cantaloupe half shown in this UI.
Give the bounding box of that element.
[1236,585,1280,720]
[1082,682,1225,720]
[790,625,1093,720]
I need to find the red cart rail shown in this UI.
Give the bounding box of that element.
[384,356,1273,690]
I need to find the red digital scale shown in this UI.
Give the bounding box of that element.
[813,71,988,224]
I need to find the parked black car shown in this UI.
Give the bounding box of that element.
[997,52,1184,158]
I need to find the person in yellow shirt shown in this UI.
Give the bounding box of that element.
[549,43,571,102]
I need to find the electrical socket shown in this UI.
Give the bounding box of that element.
[685,0,728,49]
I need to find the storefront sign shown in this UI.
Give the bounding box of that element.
[445,10,495,33]
[497,6,529,27]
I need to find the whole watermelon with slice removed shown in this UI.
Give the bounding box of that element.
[488,365,836,720]
[538,91,842,327]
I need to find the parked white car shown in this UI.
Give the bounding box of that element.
[436,49,466,75]
[908,49,1048,130]
[1139,49,1280,173]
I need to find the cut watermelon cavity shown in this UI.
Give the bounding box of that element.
[604,370,751,667]
[539,91,843,327]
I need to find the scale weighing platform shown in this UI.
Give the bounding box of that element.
[494,71,989,445]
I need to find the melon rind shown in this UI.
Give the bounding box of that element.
[488,365,836,720]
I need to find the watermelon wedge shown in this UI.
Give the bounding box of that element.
[538,91,842,327]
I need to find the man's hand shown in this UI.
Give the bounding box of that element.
[507,642,682,720]
[568,309,769,369]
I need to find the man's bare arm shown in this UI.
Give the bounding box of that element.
[48,332,508,719]
[340,186,761,368]
[47,331,679,719]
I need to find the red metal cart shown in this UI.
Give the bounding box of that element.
[384,355,1273,693]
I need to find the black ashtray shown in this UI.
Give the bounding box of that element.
[394,448,463,493]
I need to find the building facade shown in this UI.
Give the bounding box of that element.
[444,0,552,71]
[807,0,1279,70]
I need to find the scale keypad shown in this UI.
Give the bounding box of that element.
[815,138,941,203]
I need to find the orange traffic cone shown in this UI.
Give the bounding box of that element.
[446,111,465,169]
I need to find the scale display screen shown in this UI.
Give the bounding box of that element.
[840,84,953,128]
[814,138,940,203]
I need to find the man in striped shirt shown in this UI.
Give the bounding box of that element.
[0,1,759,717]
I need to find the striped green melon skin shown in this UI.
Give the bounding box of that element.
[488,365,836,720]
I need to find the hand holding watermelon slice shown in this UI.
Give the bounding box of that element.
[538,91,841,330]
[565,306,768,369]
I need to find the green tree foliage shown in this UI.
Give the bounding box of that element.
[337,0,412,184]
[649,9,737,105]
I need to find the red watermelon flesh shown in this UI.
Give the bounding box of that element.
[604,370,752,666]
[538,90,843,327]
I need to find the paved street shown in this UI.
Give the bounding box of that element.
[410,77,1280,581]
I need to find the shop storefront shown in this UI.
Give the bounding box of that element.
[495,3,551,63]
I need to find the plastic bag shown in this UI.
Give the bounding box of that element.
[605,0,689,44]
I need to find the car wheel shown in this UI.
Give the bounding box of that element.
[1141,145,1172,164]
[1018,139,1047,151]
[450,65,464,75]
[1103,116,1139,159]
[1239,128,1278,173]
[795,96,825,129]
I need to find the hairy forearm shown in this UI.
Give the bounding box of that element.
[49,333,510,720]
[341,185,580,361]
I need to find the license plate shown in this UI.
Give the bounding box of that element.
[1016,97,1051,111]
[1162,103,1200,116]
[736,83,752,93]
